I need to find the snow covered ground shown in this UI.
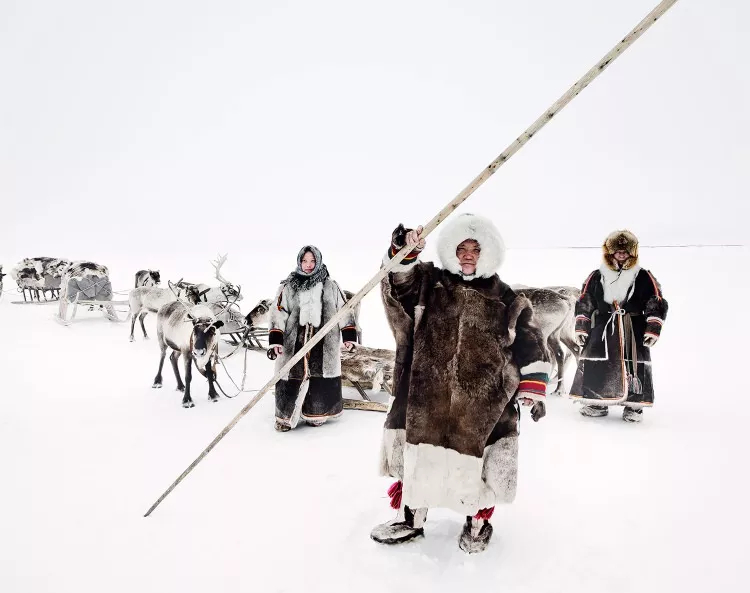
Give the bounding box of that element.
[2,246,748,593]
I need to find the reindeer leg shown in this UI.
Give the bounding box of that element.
[153,343,167,388]
[182,353,195,408]
[206,361,219,402]
[139,312,149,339]
[170,351,184,392]
[558,334,581,395]
[548,335,566,396]
[130,307,139,342]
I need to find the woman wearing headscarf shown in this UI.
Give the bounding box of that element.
[268,245,358,432]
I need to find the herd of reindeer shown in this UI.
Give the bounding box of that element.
[1,257,581,409]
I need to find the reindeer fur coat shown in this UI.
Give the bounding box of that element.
[379,214,550,515]
[269,273,357,381]
[570,230,668,407]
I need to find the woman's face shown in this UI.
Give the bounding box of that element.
[300,251,316,274]
[613,250,630,264]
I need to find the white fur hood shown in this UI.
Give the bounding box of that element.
[437,213,505,279]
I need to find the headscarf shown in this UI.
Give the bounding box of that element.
[282,245,329,291]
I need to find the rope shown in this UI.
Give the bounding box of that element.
[216,341,259,398]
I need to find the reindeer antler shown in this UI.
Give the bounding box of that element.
[211,291,241,320]
[210,253,231,286]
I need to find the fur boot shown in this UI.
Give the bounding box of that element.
[274,419,291,432]
[580,405,609,418]
[370,506,427,544]
[458,516,494,554]
[622,407,643,423]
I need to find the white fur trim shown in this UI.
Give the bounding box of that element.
[517,391,546,402]
[436,213,505,278]
[298,282,323,327]
[599,264,641,304]
[379,428,405,480]
[570,396,653,408]
[382,251,419,273]
[519,361,552,376]
[646,316,664,325]
[481,436,518,505]
[402,437,518,514]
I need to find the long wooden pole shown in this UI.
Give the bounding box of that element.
[144,0,679,517]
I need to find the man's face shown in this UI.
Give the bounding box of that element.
[456,239,481,275]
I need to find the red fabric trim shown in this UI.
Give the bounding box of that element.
[518,385,546,397]
[580,271,596,298]
[646,271,662,300]
[390,245,421,260]
[474,507,495,520]
[387,481,402,510]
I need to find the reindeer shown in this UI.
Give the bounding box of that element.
[514,286,580,396]
[0,266,5,296]
[134,270,161,288]
[190,254,243,304]
[128,281,206,341]
[152,302,225,408]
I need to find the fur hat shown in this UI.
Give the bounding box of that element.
[437,213,505,279]
[602,230,639,270]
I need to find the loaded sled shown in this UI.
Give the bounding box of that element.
[56,262,128,325]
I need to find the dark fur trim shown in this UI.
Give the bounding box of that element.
[341,326,358,343]
[268,329,284,346]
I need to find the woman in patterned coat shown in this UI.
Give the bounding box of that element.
[570,230,668,422]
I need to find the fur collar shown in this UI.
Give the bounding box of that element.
[599,263,641,304]
[436,213,505,279]
[298,281,324,327]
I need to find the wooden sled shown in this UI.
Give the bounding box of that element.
[341,345,395,402]
[56,295,129,326]
[342,398,388,412]
[223,326,270,350]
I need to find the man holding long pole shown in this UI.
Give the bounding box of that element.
[372,215,550,553]
[144,0,678,519]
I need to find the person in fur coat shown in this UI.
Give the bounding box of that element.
[268,245,358,432]
[372,214,551,554]
[570,230,668,423]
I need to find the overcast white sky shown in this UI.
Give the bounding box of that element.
[1,0,748,278]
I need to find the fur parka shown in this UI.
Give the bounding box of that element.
[379,214,550,515]
[268,248,358,424]
[570,232,668,407]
